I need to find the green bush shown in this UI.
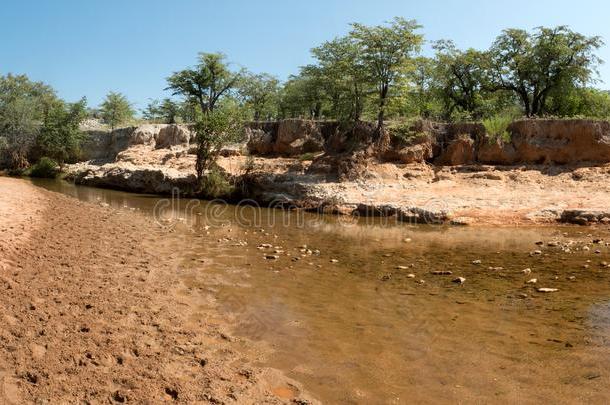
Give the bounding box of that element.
[199,167,234,199]
[28,157,59,178]
[387,118,420,143]
[299,152,316,161]
[483,115,513,142]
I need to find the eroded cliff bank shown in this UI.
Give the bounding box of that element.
[64,119,610,226]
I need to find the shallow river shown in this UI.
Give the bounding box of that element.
[31,179,610,404]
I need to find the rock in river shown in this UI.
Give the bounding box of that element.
[537,288,559,293]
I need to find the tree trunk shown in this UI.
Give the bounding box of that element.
[520,92,531,117]
[376,84,389,134]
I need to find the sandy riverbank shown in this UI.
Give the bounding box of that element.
[0,177,314,403]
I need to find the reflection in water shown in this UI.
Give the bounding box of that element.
[32,178,610,404]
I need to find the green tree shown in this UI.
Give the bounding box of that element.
[167,52,245,183]
[100,92,134,130]
[432,41,490,119]
[193,106,245,181]
[142,98,180,123]
[0,74,56,169]
[349,17,424,130]
[179,98,202,123]
[142,99,161,121]
[487,26,603,116]
[311,36,369,121]
[36,98,87,166]
[279,70,327,119]
[166,52,242,115]
[240,72,280,120]
[546,87,610,118]
[404,56,442,118]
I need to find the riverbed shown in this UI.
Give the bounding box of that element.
[28,178,610,403]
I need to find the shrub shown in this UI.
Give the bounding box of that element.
[28,157,59,178]
[483,115,513,142]
[299,152,316,161]
[199,167,234,199]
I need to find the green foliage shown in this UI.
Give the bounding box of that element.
[350,17,424,128]
[271,21,606,123]
[100,92,134,130]
[298,152,316,161]
[239,72,280,120]
[483,114,515,142]
[0,74,57,169]
[546,87,610,119]
[431,41,491,120]
[279,70,327,119]
[166,53,242,114]
[387,118,424,143]
[179,98,203,123]
[199,167,234,199]
[487,26,603,116]
[193,106,246,180]
[310,36,369,121]
[142,98,180,123]
[28,157,58,178]
[401,57,443,119]
[37,98,87,165]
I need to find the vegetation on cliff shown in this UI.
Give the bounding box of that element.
[1,18,609,174]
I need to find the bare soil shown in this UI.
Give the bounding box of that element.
[0,177,314,404]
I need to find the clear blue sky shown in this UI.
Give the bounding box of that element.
[2,0,609,111]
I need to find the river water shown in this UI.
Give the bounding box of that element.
[30,178,610,404]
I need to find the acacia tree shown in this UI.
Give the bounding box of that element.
[166,52,242,114]
[0,74,56,169]
[432,40,489,119]
[166,53,244,182]
[349,17,424,131]
[487,26,603,116]
[311,36,369,121]
[239,72,280,120]
[193,106,244,180]
[279,70,327,119]
[37,98,87,166]
[406,56,442,118]
[100,92,134,130]
[142,98,180,123]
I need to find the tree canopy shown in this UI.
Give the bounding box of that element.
[100,92,134,130]
[36,98,87,165]
[487,26,603,116]
[350,17,424,129]
[166,52,242,115]
[0,74,57,168]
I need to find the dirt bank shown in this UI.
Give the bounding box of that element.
[0,177,314,404]
[63,119,610,226]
